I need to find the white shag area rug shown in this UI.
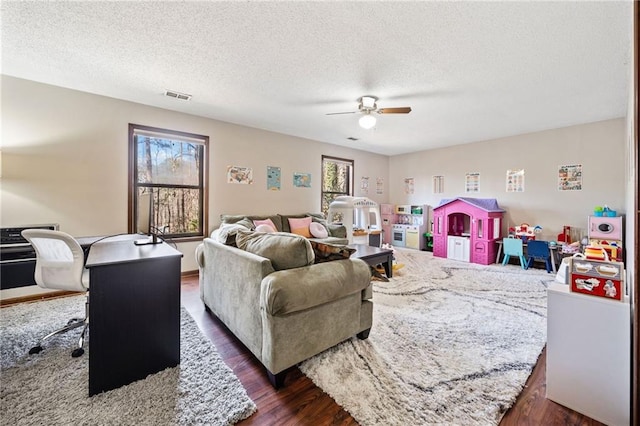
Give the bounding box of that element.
[300,248,554,426]
[0,296,256,425]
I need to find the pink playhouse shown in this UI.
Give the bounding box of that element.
[432,197,505,265]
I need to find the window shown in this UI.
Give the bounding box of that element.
[128,124,208,241]
[321,155,353,219]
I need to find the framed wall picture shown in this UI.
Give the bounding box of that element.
[293,172,311,188]
[506,169,525,192]
[558,164,582,191]
[227,165,253,184]
[465,172,480,193]
[267,166,281,190]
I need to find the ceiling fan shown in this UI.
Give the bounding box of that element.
[326,96,412,129]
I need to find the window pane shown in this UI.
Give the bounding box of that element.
[138,186,201,236]
[322,161,349,192]
[136,136,201,185]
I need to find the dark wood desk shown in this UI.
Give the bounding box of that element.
[84,236,183,396]
[350,244,394,278]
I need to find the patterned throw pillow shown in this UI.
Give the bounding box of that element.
[288,216,312,238]
[309,241,356,263]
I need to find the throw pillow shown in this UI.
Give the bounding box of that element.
[288,216,312,238]
[309,221,329,239]
[255,224,276,233]
[309,241,356,263]
[216,223,250,246]
[253,218,277,233]
[235,229,314,271]
[236,217,256,230]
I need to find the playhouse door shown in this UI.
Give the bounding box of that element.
[447,236,470,262]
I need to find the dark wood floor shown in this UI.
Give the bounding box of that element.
[179,275,604,426]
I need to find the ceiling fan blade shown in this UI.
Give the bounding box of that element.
[326,111,357,115]
[378,107,412,114]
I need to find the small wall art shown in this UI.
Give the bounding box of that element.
[227,165,253,184]
[404,177,414,195]
[267,166,281,191]
[558,164,582,191]
[376,177,384,194]
[293,172,311,188]
[360,176,369,194]
[433,175,444,193]
[465,172,480,193]
[506,169,525,192]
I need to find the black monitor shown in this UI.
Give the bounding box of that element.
[134,188,162,245]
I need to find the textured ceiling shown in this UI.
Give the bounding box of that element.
[1,1,633,156]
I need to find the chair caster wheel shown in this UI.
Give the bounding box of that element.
[71,348,85,358]
[29,345,43,355]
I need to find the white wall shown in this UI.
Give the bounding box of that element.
[1,76,630,301]
[0,76,388,281]
[388,119,627,243]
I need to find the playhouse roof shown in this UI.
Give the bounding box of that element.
[436,197,505,212]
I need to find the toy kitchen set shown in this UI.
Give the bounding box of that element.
[381,204,432,250]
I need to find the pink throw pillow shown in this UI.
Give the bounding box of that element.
[255,224,276,233]
[309,222,329,239]
[288,216,312,238]
[253,218,277,233]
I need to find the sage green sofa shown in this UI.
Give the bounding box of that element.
[220,213,349,245]
[195,228,372,387]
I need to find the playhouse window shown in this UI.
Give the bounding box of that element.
[493,218,501,239]
[477,219,483,239]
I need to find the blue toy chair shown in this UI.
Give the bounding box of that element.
[525,240,552,273]
[502,237,527,269]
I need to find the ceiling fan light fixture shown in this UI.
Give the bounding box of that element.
[360,96,377,110]
[359,113,377,129]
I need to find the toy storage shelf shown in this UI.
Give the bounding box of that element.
[546,283,630,426]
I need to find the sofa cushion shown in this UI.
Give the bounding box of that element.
[327,223,347,238]
[288,216,313,238]
[235,229,314,271]
[309,222,329,239]
[309,241,356,263]
[261,259,371,316]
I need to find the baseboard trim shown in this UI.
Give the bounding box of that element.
[0,291,82,307]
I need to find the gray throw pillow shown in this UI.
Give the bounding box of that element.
[235,229,314,271]
[216,223,250,246]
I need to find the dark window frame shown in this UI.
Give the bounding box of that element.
[128,123,209,242]
[321,155,354,218]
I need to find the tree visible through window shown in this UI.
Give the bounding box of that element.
[321,155,353,220]
[128,124,208,240]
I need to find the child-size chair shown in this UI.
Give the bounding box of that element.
[525,240,552,273]
[502,237,527,269]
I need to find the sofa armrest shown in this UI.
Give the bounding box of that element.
[327,224,347,239]
[195,243,205,269]
[199,238,276,359]
[260,258,371,316]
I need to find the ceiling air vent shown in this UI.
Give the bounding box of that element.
[164,90,192,101]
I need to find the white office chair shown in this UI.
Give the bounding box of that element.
[21,229,90,358]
